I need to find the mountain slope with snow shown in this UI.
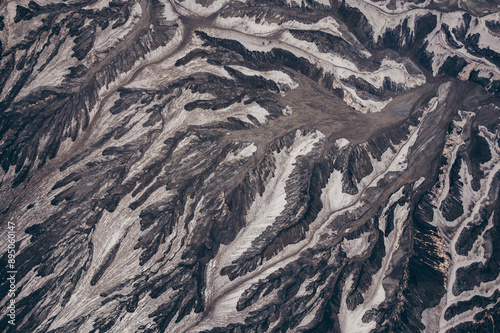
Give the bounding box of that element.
[0,0,499,332]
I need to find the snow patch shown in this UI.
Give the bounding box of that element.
[322,170,355,212]
[335,138,350,149]
[174,0,232,17]
[227,130,324,260]
[83,0,111,10]
[341,232,371,258]
[161,0,179,21]
[339,274,377,333]
[228,65,298,92]
[224,144,257,163]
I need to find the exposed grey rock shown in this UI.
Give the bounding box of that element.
[0,0,499,332]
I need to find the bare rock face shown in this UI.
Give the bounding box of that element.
[0,0,499,332]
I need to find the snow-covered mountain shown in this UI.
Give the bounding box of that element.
[0,0,499,332]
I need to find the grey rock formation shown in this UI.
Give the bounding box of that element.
[0,0,499,332]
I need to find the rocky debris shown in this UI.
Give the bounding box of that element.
[0,0,499,332]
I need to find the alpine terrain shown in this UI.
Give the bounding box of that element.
[0,0,499,332]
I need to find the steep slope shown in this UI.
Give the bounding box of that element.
[0,0,499,332]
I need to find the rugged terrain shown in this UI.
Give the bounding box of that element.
[0,0,499,332]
